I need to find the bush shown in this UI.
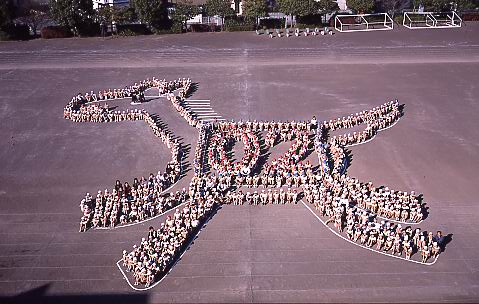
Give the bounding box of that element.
[394,14,403,25]
[226,24,255,31]
[0,30,9,41]
[0,24,31,40]
[41,26,73,39]
[190,23,217,32]
[295,23,321,29]
[225,17,255,31]
[259,18,285,29]
[462,12,479,21]
[78,22,101,37]
[297,14,324,26]
[170,21,183,34]
[116,24,151,36]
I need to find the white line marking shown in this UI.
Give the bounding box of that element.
[185,99,211,102]
[202,119,226,121]
[197,115,222,118]
[300,200,438,266]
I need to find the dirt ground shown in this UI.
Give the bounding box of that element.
[0,24,478,303]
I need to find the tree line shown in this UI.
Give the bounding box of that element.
[0,0,477,38]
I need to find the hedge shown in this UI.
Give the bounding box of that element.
[116,24,151,36]
[0,24,31,41]
[41,26,73,39]
[226,24,255,31]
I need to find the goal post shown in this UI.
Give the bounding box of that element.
[334,13,394,33]
[403,11,462,29]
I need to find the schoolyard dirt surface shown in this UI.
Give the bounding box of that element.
[0,23,478,303]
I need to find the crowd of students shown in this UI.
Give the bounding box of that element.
[207,127,261,177]
[324,100,401,147]
[121,179,219,287]
[224,188,300,205]
[303,181,442,262]
[68,77,196,231]
[67,92,444,287]
[79,178,186,232]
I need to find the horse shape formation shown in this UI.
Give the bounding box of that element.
[64,77,447,291]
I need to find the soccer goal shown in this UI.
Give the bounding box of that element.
[334,13,394,33]
[403,11,462,29]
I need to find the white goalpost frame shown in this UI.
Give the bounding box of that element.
[403,11,463,29]
[334,13,394,33]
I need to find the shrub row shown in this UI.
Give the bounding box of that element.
[40,26,73,39]
[0,24,30,41]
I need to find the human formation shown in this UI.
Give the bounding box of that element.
[65,78,447,290]
[67,78,194,231]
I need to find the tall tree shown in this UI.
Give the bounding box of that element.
[423,0,449,10]
[49,0,95,36]
[451,0,476,11]
[205,0,235,30]
[317,0,339,13]
[97,5,136,25]
[17,8,49,35]
[346,0,375,13]
[132,0,169,30]
[242,0,268,21]
[173,0,199,30]
[382,0,400,17]
[276,0,320,27]
[0,0,14,28]
[205,0,235,16]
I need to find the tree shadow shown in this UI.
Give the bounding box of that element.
[2,283,148,304]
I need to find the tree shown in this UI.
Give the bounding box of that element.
[346,0,375,13]
[382,0,400,17]
[132,0,169,30]
[242,0,268,21]
[317,0,339,13]
[173,0,199,30]
[451,0,476,11]
[49,0,96,36]
[422,0,449,11]
[17,8,49,36]
[276,0,320,27]
[0,0,14,28]
[205,0,235,30]
[97,5,136,25]
[205,0,234,16]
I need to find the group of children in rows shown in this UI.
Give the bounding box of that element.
[303,182,442,263]
[121,178,219,287]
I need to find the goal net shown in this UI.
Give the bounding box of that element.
[334,13,394,33]
[403,11,462,29]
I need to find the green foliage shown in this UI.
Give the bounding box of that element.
[242,0,268,18]
[276,0,320,17]
[205,0,235,17]
[173,0,199,25]
[346,0,375,13]
[0,0,14,28]
[132,0,170,30]
[316,0,339,13]
[49,0,96,36]
[224,17,255,31]
[413,0,475,11]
